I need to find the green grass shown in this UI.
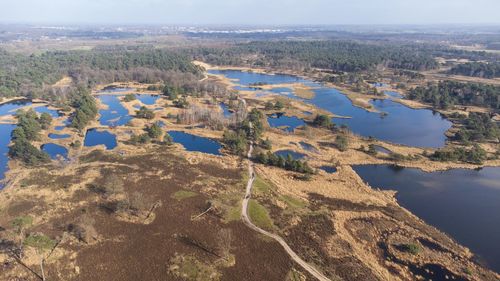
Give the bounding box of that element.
[225,202,242,222]
[24,233,56,251]
[170,254,221,281]
[11,215,33,230]
[280,195,308,210]
[253,175,273,195]
[286,268,306,281]
[248,200,274,230]
[171,190,198,201]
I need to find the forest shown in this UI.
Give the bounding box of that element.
[188,41,439,72]
[449,62,500,78]
[407,81,500,110]
[0,48,201,102]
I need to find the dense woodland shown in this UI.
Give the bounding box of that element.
[408,81,500,110]
[453,112,500,143]
[0,48,201,102]
[189,41,439,72]
[9,109,51,165]
[449,62,500,79]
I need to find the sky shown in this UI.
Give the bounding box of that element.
[0,0,499,25]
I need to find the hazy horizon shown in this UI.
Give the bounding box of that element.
[1,0,499,26]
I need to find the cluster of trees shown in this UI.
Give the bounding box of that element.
[449,62,500,79]
[264,100,284,111]
[177,104,227,130]
[189,41,438,72]
[430,144,488,164]
[222,109,264,155]
[162,84,185,100]
[129,122,173,145]
[172,97,189,109]
[69,87,98,131]
[453,112,499,143]
[135,106,155,119]
[9,109,50,165]
[254,151,314,174]
[408,81,500,109]
[222,130,248,155]
[123,94,136,102]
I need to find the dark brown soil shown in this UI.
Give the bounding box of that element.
[3,148,304,281]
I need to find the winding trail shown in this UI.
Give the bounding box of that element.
[241,140,332,281]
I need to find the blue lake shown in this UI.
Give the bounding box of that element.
[0,124,15,189]
[34,106,60,117]
[353,165,500,273]
[269,87,294,95]
[319,166,337,174]
[220,103,233,118]
[372,82,387,88]
[136,94,160,105]
[299,141,317,152]
[84,129,117,150]
[274,150,307,160]
[0,100,59,118]
[373,145,392,154]
[97,95,132,127]
[157,121,166,128]
[385,91,403,99]
[0,101,61,188]
[267,114,305,132]
[55,126,66,131]
[41,143,68,160]
[0,99,32,116]
[210,70,452,148]
[99,86,134,93]
[209,69,307,92]
[168,131,222,156]
[48,133,71,139]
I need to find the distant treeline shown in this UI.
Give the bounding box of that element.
[408,81,500,110]
[188,41,439,72]
[449,62,500,79]
[0,48,201,102]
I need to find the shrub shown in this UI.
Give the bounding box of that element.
[401,243,421,255]
[335,135,349,151]
[312,114,332,128]
[135,106,155,119]
[123,94,136,102]
[146,122,163,139]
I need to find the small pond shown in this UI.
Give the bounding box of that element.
[48,133,71,139]
[0,124,16,189]
[274,150,307,160]
[136,94,160,105]
[168,131,222,156]
[0,99,32,116]
[97,95,132,127]
[99,86,135,93]
[319,166,337,174]
[41,143,68,160]
[84,129,117,150]
[385,91,404,99]
[220,103,233,118]
[267,113,305,132]
[299,141,317,152]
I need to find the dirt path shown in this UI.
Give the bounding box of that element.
[241,139,332,281]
